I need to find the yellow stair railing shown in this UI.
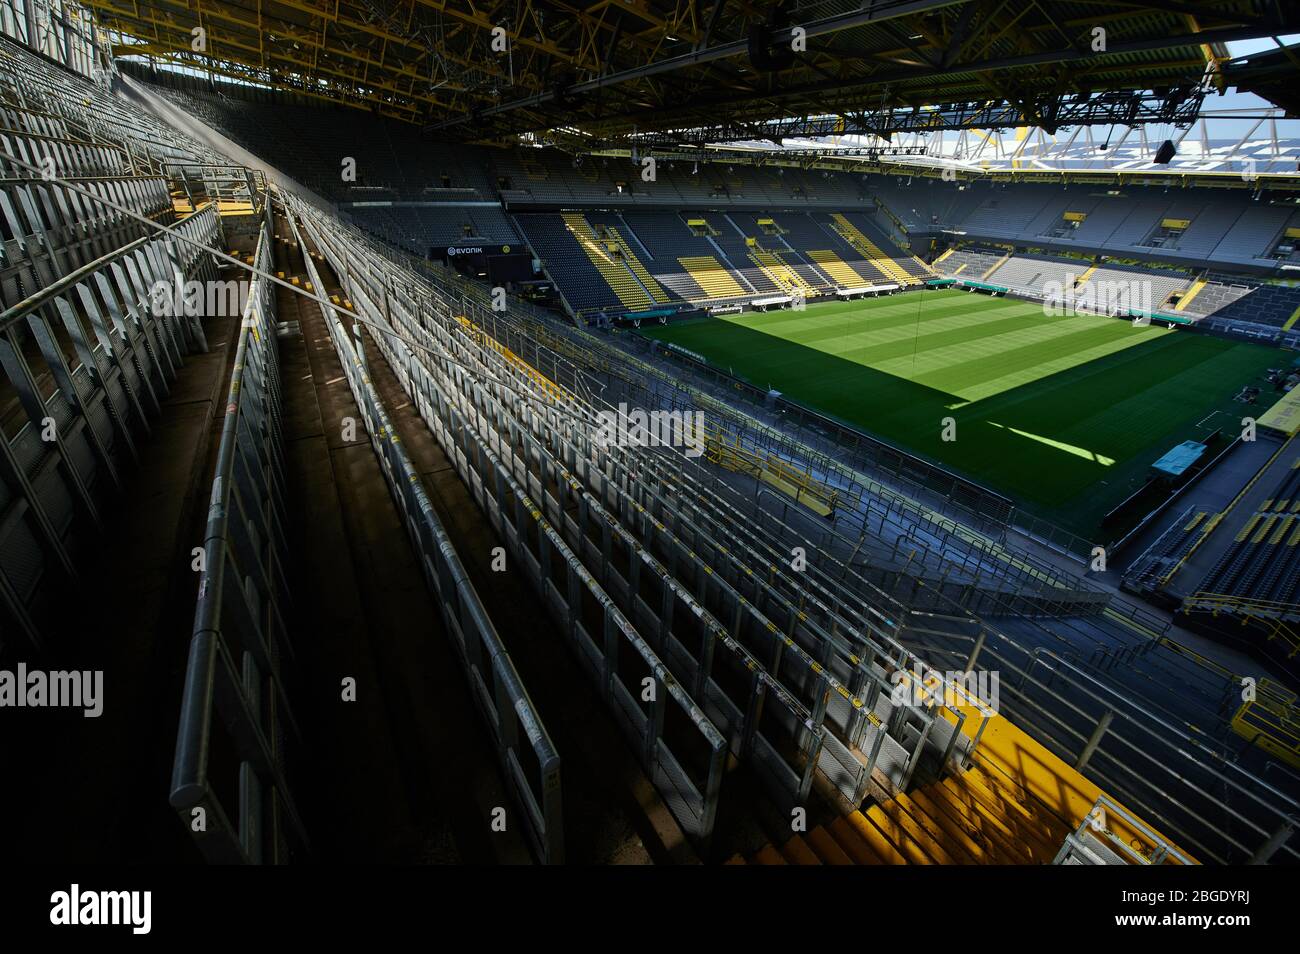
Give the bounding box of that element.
[703,424,844,516]
[1183,592,1300,660]
[1231,679,1300,769]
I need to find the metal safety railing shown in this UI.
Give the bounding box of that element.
[1182,592,1300,661]
[318,205,1300,864]
[0,136,219,649]
[170,198,306,863]
[424,244,1300,863]
[913,619,1300,865]
[164,161,264,216]
[292,195,730,845]
[1053,795,1196,865]
[291,196,984,834]
[1231,679,1300,772]
[286,206,565,863]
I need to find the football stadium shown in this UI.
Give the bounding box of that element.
[2,0,1300,893]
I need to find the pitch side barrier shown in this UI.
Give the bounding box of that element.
[170,199,308,863]
[290,197,987,820]
[285,207,565,864]
[634,334,1097,562]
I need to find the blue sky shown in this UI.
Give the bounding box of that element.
[1054,36,1300,143]
[1224,36,1300,56]
[1215,36,1300,130]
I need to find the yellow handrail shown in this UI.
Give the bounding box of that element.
[1183,592,1300,659]
[703,424,843,516]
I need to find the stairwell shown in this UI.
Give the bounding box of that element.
[982,251,1012,280]
[1174,274,1208,312]
[561,212,652,310]
[728,704,1188,865]
[679,255,746,300]
[808,249,870,286]
[728,759,1071,865]
[831,213,920,286]
[606,224,671,304]
[751,246,818,296]
[704,234,758,293]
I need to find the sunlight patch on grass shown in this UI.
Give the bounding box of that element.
[988,422,1116,466]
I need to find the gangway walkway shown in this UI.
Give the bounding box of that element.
[291,210,700,864]
[4,217,245,863]
[270,211,537,863]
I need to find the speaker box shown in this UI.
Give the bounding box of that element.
[1154,139,1176,164]
[747,22,795,71]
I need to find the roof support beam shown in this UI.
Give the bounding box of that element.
[426,0,966,130]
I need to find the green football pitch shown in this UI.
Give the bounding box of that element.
[639,289,1280,536]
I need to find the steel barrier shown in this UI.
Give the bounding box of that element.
[904,611,1300,865]
[292,196,730,843]
[170,198,306,863]
[0,152,219,649]
[286,206,565,863]
[290,196,980,830]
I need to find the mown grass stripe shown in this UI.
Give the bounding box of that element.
[641,290,1277,534]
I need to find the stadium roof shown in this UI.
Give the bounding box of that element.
[710,106,1297,178]
[94,0,1300,144]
